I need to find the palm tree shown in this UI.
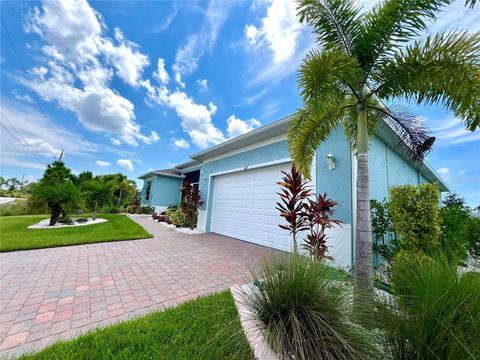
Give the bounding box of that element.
[289,0,479,301]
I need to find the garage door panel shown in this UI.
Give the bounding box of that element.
[210,163,292,251]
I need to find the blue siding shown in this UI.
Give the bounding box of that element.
[140,175,182,207]
[315,127,352,224]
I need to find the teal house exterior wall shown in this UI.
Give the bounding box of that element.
[140,175,182,209]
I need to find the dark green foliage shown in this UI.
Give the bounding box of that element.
[19,290,251,360]
[462,217,480,259]
[30,161,81,226]
[371,199,400,266]
[243,255,381,360]
[440,205,470,262]
[443,192,466,208]
[378,257,480,359]
[83,180,113,220]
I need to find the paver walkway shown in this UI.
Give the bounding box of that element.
[0,216,278,358]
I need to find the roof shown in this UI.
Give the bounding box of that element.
[138,168,184,180]
[175,159,201,170]
[189,115,291,162]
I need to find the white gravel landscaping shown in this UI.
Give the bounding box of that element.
[157,221,202,234]
[28,218,108,229]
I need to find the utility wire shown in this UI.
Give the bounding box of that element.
[1,15,63,150]
[0,111,47,166]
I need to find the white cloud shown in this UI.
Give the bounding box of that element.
[117,158,133,171]
[95,160,111,167]
[22,0,158,146]
[154,58,169,85]
[11,89,35,104]
[226,115,261,138]
[172,138,190,149]
[437,167,450,175]
[150,7,177,33]
[430,117,480,146]
[245,0,302,64]
[172,1,233,84]
[0,98,100,169]
[197,79,208,91]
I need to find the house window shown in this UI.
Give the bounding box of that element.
[183,170,200,191]
[145,181,152,202]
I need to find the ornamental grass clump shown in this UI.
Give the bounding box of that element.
[243,254,380,360]
[378,257,480,360]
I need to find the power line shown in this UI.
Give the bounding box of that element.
[0,112,47,166]
[0,15,63,150]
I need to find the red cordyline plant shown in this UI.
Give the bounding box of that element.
[276,165,311,253]
[181,181,204,229]
[303,193,342,262]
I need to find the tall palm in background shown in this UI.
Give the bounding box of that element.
[289,0,479,301]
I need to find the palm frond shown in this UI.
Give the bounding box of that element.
[356,0,451,76]
[288,99,347,179]
[343,96,384,152]
[369,105,435,163]
[298,48,362,104]
[372,31,480,131]
[297,0,364,55]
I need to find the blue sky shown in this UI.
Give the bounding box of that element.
[0,0,479,206]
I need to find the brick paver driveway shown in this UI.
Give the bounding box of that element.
[0,216,278,358]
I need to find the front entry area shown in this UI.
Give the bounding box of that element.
[210,163,293,251]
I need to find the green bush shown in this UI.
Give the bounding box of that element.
[440,205,470,262]
[100,206,121,214]
[243,255,380,360]
[0,200,40,216]
[388,184,441,253]
[379,257,480,359]
[462,217,480,259]
[168,207,187,227]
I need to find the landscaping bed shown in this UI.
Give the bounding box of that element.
[18,290,251,360]
[0,214,151,252]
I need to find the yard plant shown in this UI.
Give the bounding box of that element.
[289,0,480,302]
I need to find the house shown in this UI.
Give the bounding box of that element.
[138,116,448,267]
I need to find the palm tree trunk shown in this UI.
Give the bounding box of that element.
[49,203,61,226]
[353,105,374,306]
[117,189,122,208]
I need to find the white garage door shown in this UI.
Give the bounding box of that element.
[210,163,293,251]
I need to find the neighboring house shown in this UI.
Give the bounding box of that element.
[138,116,448,267]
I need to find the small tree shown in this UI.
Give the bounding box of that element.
[276,165,311,253]
[180,181,204,229]
[303,193,342,262]
[83,180,112,220]
[31,161,81,225]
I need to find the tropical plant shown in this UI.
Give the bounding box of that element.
[168,207,187,227]
[303,193,342,261]
[389,184,441,253]
[462,216,480,259]
[440,204,470,262]
[30,161,81,225]
[243,254,380,360]
[83,180,113,220]
[180,181,204,229]
[378,257,480,359]
[290,0,480,301]
[276,165,311,252]
[370,199,400,267]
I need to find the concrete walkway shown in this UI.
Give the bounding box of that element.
[0,216,277,358]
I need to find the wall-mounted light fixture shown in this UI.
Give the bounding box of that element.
[326,152,335,170]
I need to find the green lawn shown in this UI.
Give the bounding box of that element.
[0,214,152,252]
[19,290,252,360]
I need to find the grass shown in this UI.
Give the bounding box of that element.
[0,214,152,252]
[19,290,251,360]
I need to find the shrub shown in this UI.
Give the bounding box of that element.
[100,206,121,214]
[58,217,74,225]
[0,200,39,216]
[379,257,480,359]
[276,165,311,252]
[243,255,380,360]
[169,207,187,227]
[180,182,204,229]
[388,184,441,253]
[302,193,342,261]
[462,217,480,259]
[370,199,400,267]
[440,205,470,262]
[138,205,154,214]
